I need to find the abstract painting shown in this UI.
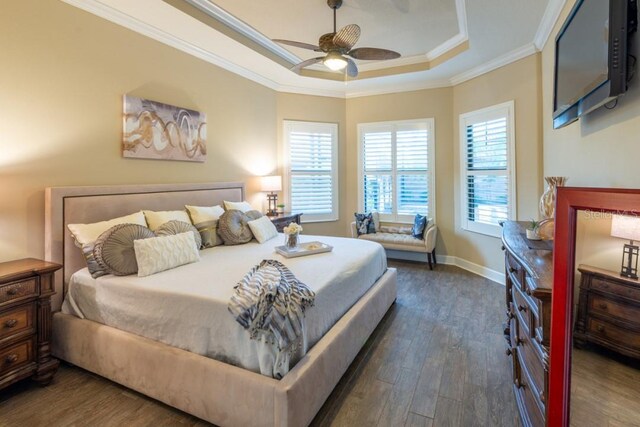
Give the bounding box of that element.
[122,95,207,162]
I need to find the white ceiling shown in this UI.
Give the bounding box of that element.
[62,0,566,98]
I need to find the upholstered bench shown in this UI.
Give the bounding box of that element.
[350,220,438,269]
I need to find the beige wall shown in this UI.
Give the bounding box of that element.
[275,93,347,237]
[345,88,456,258]
[453,54,544,272]
[0,0,278,261]
[542,0,640,188]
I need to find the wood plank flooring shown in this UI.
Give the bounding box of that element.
[0,261,520,427]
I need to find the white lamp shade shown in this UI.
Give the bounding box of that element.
[261,175,282,192]
[611,214,640,242]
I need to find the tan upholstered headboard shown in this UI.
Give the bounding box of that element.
[45,182,245,311]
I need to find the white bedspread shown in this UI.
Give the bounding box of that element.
[62,234,387,376]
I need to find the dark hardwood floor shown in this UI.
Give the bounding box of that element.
[0,261,520,427]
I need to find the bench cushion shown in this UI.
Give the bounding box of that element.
[358,232,427,252]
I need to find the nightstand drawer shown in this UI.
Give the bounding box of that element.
[591,277,640,302]
[588,318,640,351]
[0,278,37,305]
[0,303,35,342]
[590,295,640,325]
[0,338,35,377]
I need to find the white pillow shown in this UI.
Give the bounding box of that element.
[68,211,147,247]
[185,204,225,224]
[223,200,253,213]
[247,216,278,244]
[144,210,192,231]
[134,232,200,277]
[371,212,381,232]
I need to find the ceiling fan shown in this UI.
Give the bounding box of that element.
[273,0,401,78]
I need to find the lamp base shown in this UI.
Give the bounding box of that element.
[266,193,278,216]
[620,242,639,280]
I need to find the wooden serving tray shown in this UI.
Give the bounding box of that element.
[275,241,333,258]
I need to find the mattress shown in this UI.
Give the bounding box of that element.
[61,234,387,377]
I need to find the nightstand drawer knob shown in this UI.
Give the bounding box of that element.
[4,319,18,328]
[6,288,18,296]
[599,303,608,310]
[597,325,605,333]
[5,354,18,364]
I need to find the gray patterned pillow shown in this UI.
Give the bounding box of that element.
[194,219,223,249]
[82,242,109,279]
[218,210,255,245]
[155,220,202,250]
[94,223,156,276]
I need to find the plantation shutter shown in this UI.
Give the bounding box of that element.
[396,124,430,217]
[285,121,338,222]
[362,127,393,214]
[460,102,515,236]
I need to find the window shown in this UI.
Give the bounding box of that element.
[283,120,338,222]
[459,101,516,237]
[358,119,435,223]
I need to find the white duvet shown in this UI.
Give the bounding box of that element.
[62,234,387,377]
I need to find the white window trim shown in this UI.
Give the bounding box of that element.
[459,100,516,238]
[357,118,436,224]
[283,120,339,223]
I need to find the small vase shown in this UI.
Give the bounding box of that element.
[539,177,567,219]
[285,232,299,250]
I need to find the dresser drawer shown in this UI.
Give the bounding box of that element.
[517,320,545,406]
[0,278,37,305]
[0,337,35,377]
[590,295,640,326]
[512,286,536,334]
[506,253,523,287]
[514,356,545,427]
[588,318,640,352]
[591,277,640,302]
[0,303,35,343]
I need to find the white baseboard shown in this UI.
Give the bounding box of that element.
[385,250,505,285]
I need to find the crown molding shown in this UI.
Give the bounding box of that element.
[427,0,468,61]
[345,78,452,99]
[534,0,567,50]
[449,43,538,86]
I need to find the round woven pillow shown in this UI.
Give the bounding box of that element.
[245,210,263,221]
[155,220,202,249]
[218,210,254,245]
[94,223,156,276]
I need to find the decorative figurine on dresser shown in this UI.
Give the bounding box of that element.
[0,258,62,390]
[502,221,553,427]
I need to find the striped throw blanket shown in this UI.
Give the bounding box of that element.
[228,259,315,377]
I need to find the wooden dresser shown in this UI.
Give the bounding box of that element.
[0,258,62,390]
[502,222,553,427]
[268,212,303,233]
[575,265,640,358]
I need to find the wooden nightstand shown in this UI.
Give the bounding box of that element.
[0,258,62,390]
[268,212,303,233]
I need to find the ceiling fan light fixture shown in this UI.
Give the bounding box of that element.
[323,52,348,71]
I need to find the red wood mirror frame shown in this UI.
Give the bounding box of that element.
[549,187,640,426]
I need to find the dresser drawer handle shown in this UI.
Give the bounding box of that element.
[6,288,18,296]
[4,354,18,364]
[525,288,532,296]
[501,245,506,251]
[509,267,517,273]
[598,303,608,310]
[506,348,513,356]
[4,319,18,328]
[506,310,514,319]
[514,378,522,388]
[518,304,527,312]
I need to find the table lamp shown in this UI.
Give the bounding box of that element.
[261,175,282,216]
[611,214,640,279]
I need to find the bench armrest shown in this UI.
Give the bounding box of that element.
[350,221,358,238]
[424,223,437,252]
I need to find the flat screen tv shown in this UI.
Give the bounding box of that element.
[553,0,637,129]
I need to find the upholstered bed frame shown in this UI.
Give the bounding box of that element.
[44,182,397,427]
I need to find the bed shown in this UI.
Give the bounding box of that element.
[45,182,397,427]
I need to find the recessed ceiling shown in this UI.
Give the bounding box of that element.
[62,0,566,97]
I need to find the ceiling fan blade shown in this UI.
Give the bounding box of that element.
[273,39,321,51]
[291,57,325,74]
[333,24,361,50]
[346,58,358,78]
[348,47,401,60]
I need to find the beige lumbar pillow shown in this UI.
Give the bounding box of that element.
[68,211,147,247]
[185,205,225,224]
[143,210,192,231]
[223,200,254,213]
[134,232,200,277]
[247,215,278,244]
